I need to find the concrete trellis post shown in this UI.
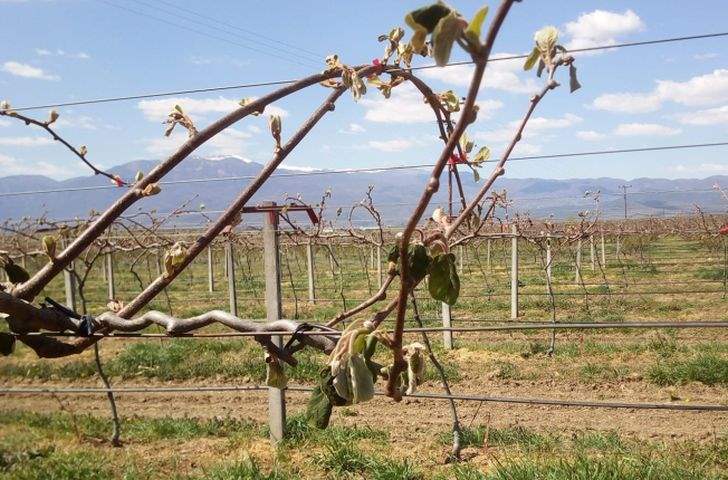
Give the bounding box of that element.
[575,238,583,283]
[106,252,115,301]
[510,225,519,320]
[590,235,595,271]
[458,245,464,273]
[61,237,77,311]
[207,246,215,293]
[601,233,606,267]
[226,240,237,316]
[486,238,492,271]
[441,302,453,349]
[546,234,552,285]
[306,239,316,304]
[377,246,382,288]
[262,203,286,442]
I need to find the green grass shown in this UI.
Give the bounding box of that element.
[438,425,557,452]
[313,442,420,480]
[0,410,259,443]
[647,353,728,386]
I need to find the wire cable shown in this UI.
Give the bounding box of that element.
[12,31,728,111]
[1,141,726,198]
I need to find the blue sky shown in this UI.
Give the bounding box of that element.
[1,0,727,181]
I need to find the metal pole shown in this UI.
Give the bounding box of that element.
[306,239,316,304]
[106,252,115,300]
[207,246,215,293]
[262,202,285,442]
[226,240,237,316]
[510,225,518,320]
[441,302,453,349]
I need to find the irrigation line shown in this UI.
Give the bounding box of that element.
[0,385,724,412]
[14,321,728,339]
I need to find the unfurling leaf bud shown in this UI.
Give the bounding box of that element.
[47,109,59,125]
[111,175,124,187]
[134,171,144,183]
[141,183,161,196]
[0,100,10,111]
[163,241,187,277]
[42,235,57,261]
[78,145,88,156]
[268,114,282,151]
[534,26,559,58]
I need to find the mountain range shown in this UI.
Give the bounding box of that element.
[1,156,725,226]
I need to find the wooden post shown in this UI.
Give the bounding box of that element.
[106,252,115,300]
[207,246,215,293]
[590,235,595,271]
[510,225,518,320]
[376,246,382,288]
[441,302,453,349]
[600,233,606,267]
[575,238,582,283]
[226,240,237,316]
[262,202,286,442]
[306,239,316,304]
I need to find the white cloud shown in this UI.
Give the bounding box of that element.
[693,53,719,61]
[137,96,288,122]
[670,163,728,174]
[513,142,542,156]
[35,48,90,59]
[361,83,502,123]
[339,123,365,134]
[422,54,538,93]
[593,69,728,113]
[144,127,254,157]
[475,113,582,143]
[366,139,413,152]
[613,123,681,136]
[0,136,54,146]
[654,69,728,107]
[1,61,59,80]
[591,92,661,114]
[576,130,606,141]
[0,153,68,177]
[564,9,644,53]
[673,105,728,126]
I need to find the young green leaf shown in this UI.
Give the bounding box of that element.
[428,253,460,305]
[408,243,431,281]
[465,5,489,45]
[432,11,465,67]
[3,262,29,284]
[523,46,540,71]
[405,3,453,33]
[306,385,333,429]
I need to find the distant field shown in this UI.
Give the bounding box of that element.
[1,234,726,479]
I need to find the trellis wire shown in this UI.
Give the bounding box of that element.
[0,385,724,412]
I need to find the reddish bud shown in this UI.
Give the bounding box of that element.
[720,223,728,235]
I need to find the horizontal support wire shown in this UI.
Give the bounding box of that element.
[13,321,728,339]
[0,384,724,412]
